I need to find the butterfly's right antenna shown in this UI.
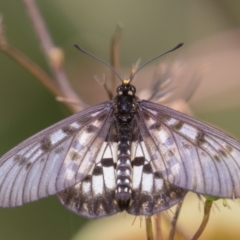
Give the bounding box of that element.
[131,43,183,80]
[74,44,122,82]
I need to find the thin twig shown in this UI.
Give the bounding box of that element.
[191,198,213,240]
[1,44,62,97]
[110,24,122,93]
[169,200,184,240]
[155,213,163,240]
[145,217,154,240]
[0,15,78,113]
[23,0,85,112]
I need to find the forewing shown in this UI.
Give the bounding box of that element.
[137,100,240,198]
[58,122,119,219]
[127,121,187,216]
[0,102,114,207]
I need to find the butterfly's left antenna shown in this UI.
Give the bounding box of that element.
[74,44,122,82]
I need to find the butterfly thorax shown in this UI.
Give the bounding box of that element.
[114,82,137,208]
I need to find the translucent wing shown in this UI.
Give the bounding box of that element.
[128,131,187,216]
[58,123,120,219]
[58,121,187,218]
[138,100,240,198]
[0,102,114,207]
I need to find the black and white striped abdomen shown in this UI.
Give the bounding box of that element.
[115,123,132,202]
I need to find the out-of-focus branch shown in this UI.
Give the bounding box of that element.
[0,14,78,113]
[155,213,163,240]
[23,0,86,112]
[0,44,63,97]
[110,24,122,93]
[145,217,154,240]
[191,197,215,240]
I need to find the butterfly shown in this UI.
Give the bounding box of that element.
[0,43,240,219]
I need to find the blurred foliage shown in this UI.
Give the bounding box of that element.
[0,0,240,239]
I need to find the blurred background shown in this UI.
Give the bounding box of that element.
[1,0,240,239]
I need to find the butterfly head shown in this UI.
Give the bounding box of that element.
[117,79,136,97]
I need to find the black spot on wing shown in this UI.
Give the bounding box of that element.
[69,150,81,161]
[40,138,52,152]
[55,147,64,154]
[93,166,103,176]
[219,149,227,157]
[167,150,174,157]
[132,157,145,166]
[14,155,27,165]
[214,154,220,162]
[149,122,161,130]
[156,113,172,122]
[83,175,91,182]
[26,162,32,170]
[14,155,22,161]
[154,171,163,179]
[197,132,205,146]
[225,144,233,152]
[102,158,114,167]
[62,125,78,134]
[19,157,27,165]
[174,121,184,131]
[143,163,152,174]
[86,125,99,133]
[142,111,151,120]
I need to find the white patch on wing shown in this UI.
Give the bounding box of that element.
[49,129,67,145]
[142,172,153,192]
[154,178,164,191]
[92,175,104,196]
[82,181,91,195]
[165,118,179,126]
[156,128,171,145]
[178,123,199,142]
[102,165,115,190]
[132,165,143,189]
[69,122,81,129]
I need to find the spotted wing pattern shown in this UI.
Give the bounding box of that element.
[128,138,186,216]
[1,93,240,218]
[58,122,120,219]
[138,100,240,198]
[0,102,114,207]
[58,120,186,218]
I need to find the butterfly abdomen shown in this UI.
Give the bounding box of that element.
[115,122,132,204]
[114,83,137,205]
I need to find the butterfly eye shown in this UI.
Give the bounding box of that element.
[130,85,136,93]
[117,86,123,95]
[127,85,136,96]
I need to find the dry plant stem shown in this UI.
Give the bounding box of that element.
[0,43,78,113]
[0,44,61,96]
[191,199,213,240]
[169,200,184,240]
[155,213,163,240]
[145,217,154,240]
[110,24,122,94]
[23,0,84,112]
